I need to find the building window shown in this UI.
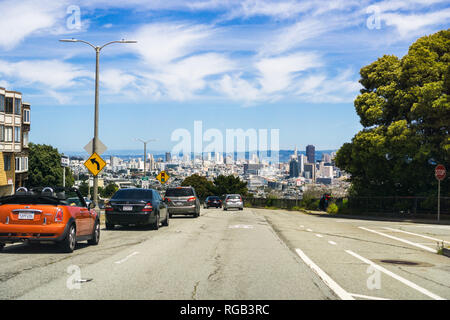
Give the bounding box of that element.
[5,97,13,114]
[14,127,20,143]
[23,109,30,123]
[0,125,4,142]
[0,95,4,112]
[4,127,12,142]
[4,154,11,171]
[14,98,21,115]
[23,131,29,147]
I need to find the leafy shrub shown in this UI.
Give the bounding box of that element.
[327,203,339,214]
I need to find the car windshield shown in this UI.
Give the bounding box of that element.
[111,189,154,200]
[165,188,194,197]
[0,187,82,206]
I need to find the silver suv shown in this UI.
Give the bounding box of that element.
[164,187,200,218]
[223,194,244,211]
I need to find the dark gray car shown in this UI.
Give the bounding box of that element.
[164,187,200,218]
[105,188,169,230]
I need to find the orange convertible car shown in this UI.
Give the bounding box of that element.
[0,187,100,253]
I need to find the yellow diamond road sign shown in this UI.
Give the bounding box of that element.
[84,152,106,176]
[157,171,169,184]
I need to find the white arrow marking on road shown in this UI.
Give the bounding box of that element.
[115,251,139,264]
[358,227,437,253]
[295,248,354,300]
[346,250,445,300]
[382,227,450,245]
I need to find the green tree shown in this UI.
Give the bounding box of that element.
[181,174,215,200]
[213,175,248,197]
[27,143,75,188]
[101,183,119,198]
[335,30,450,197]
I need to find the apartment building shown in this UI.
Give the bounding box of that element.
[0,87,30,196]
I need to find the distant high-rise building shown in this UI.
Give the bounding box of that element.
[303,163,316,181]
[322,153,331,163]
[165,152,171,163]
[289,158,300,178]
[306,145,315,164]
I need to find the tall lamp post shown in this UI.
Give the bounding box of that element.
[59,38,137,207]
[136,138,157,179]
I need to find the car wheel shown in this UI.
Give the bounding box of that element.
[162,212,169,227]
[105,223,115,230]
[153,214,160,230]
[169,213,173,218]
[59,224,76,253]
[88,221,100,245]
[239,207,243,211]
[223,207,227,211]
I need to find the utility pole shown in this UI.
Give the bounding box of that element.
[136,138,157,182]
[59,38,137,208]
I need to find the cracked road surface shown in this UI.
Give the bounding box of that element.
[1,208,449,300]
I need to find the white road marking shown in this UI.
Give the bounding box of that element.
[350,293,390,300]
[306,228,313,232]
[316,234,323,238]
[228,224,254,229]
[295,248,354,300]
[345,250,445,300]
[300,225,304,228]
[114,251,139,264]
[328,241,337,245]
[382,227,450,245]
[358,227,437,253]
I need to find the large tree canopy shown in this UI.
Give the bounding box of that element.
[27,143,74,188]
[181,174,248,199]
[335,29,449,197]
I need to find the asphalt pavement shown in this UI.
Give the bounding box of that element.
[0,208,449,300]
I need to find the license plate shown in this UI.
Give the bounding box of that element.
[123,206,133,211]
[18,212,34,220]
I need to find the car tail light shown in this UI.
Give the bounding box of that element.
[142,202,153,212]
[55,208,63,222]
[187,197,196,202]
[104,202,113,212]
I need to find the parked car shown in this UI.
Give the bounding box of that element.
[223,194,244,211]
[203,196,222,209]
[164,186,200,218]
[0,187,100,253]
[104,188,168,230]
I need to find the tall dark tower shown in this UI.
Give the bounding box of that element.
[306,145,315,164]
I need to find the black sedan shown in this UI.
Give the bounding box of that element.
[104,188,168,230]
[203,196,222,209]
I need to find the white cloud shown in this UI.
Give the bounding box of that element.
[101,69,136,93]
[133,23,213,67]
[382,8,450,38]
[0,59,91,89]
[256,52,323,94]
[0,0,68,50]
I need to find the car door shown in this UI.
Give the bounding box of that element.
[70,190,90,236]
[155,191,167,220]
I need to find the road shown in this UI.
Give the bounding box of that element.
[0,208,449,300]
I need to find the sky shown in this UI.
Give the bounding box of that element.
[0,0,449,154]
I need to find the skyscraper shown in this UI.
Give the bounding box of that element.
[289,158,300,178]
[306,145,315,164]
[165,152,172,163]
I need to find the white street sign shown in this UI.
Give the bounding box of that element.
[61,155,69,167]
[84,138,107,156]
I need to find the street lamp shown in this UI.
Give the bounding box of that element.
[59,38,137,208]
[135,138,157,179]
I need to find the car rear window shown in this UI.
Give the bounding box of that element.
[165,188,194,197]
[208,196,220,200]
[111,189,154,200]
[227,195,241,199]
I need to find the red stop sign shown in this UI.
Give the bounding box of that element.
[435,164,446,181]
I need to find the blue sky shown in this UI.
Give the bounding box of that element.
[0,0,449,153]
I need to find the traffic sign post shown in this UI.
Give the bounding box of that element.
[61,155,69,188]
[435,164,446,222]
